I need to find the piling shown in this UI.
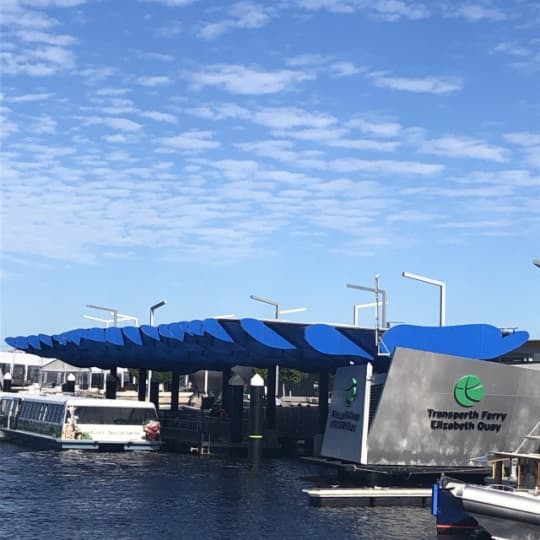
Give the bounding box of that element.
[170,370,180,413]
[150,377,160,410]
[266,367,276,429]
[138,368,148,402]
[249,373,264,470]
[229,374,244,443]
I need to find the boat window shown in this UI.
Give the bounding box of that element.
[74,406,158,425]
[0,399,11,415]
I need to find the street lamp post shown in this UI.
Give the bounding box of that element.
[148,300,167,400]
[353,301,382,327]
[346,277,387,348]
[249,294,306,401]
[402,271,446,326]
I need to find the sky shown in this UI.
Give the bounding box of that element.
[1,0,539,348]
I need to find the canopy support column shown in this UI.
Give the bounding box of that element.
[105,368,117,400]
[222,366,232,414]
[170,370,180,413]
[318,369,329,434]
[138,368,147,401]
[266,366,276,429]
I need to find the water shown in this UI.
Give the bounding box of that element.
[0,443,437,540]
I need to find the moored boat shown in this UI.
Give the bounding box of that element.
[433,450,540,539]
[0,391,161,451]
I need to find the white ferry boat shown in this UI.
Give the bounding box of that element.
[0,392,161,451]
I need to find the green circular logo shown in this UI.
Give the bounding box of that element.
[454,375,485,407]
[345,378,358,407]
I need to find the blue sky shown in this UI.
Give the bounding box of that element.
[1,0,539,346]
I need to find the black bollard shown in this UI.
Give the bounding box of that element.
[62,373,76,395]
[229,375,244,443]
[138,368,148,402]
[249,373,265,470]
[150,377,160,411]
[3,372,12,393]
[105,374,117,399]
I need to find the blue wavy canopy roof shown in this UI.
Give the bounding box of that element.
[4,320,529,373]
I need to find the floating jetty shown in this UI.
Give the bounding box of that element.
[303,487,432,507]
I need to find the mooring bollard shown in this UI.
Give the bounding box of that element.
[105,374,117,399]
[229,374,244,444]
[63,373,76,395]
[249,373,264,470]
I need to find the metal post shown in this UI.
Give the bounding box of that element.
[221,366,232,414]
[149,300,167,400]
[138,368,147,401]
[402,272,446,326]
[150,377,160,411]
[229,374,244,444]
[266,367,276,429]
[171,370,180,413]
[318,370,329,434]
[249,373,264,470]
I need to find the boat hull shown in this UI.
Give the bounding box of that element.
[433,478,540,539]
[1,428,161,452]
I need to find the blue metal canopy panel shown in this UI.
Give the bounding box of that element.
[381,324,530,360]
[4,320,531,373]
[240,319,295,350]
[305,324,373,360]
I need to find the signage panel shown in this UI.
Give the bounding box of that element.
[321,364,370,463]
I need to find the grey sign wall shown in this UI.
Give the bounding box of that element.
[366,348,540,467]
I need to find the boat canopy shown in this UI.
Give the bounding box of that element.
[5,319,529,374]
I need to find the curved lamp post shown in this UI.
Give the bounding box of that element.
[249,294,306,400]
[148,300,167,400]
[402,271,446,326]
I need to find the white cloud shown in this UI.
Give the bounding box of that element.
[443,3,508,22]
[297,0,430,20]
[33,114,57,134]
[199,2,272,40]
[369,72,462,94]
[87,116,142,131]
[140,0,198,5]
[78,66,116,81]
[159,130,220,150]
[253,107,336,130]
[95,88,131,96]
[348,117,402,138]
[6,92,54,102]
[419,135,510,162]
[15,29,76,46]
[503,132,540,147]
[139,110,178,123]
[136,75,172,86]
[329,158,444,175]
[188,64,314,94]
[329,61,366,77]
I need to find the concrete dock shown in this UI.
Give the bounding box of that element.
[303,487,432,507]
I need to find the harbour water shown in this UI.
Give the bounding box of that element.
[0,444,437,539]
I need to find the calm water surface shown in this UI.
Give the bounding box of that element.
[0,443,437,540]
